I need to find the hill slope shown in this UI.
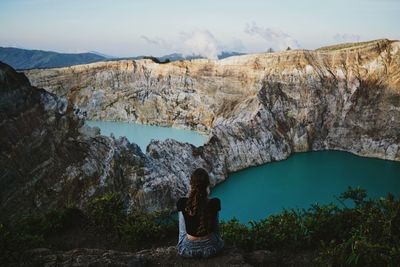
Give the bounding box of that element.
[0,47,106,70]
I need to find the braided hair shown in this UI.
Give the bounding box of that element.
[185,168,212,235]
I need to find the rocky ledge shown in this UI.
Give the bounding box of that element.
[17,246,317,267]
[1,39,400,219]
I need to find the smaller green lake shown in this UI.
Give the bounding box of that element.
[210,150,400,223]
[86,120,208,151]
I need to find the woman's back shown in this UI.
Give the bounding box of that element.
[177,197,221,237]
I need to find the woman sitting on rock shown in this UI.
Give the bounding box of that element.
[176,167,225,258]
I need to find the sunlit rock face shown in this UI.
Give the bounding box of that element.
[3,39,399,217]
[25,39,400,163]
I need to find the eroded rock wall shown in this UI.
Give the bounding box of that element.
[25,40,400,166]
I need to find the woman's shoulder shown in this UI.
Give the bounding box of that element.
[209,197,220,203]
[209,197,221,211]
[177,197,188,211]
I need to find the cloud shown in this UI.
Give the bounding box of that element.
[180,30,220,59]
[333,33,361,43]
[140,36,171,49]
[141,30,222,59]
[244,22,300,51]
[223,37,246,52]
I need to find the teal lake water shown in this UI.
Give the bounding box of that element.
[86,120,208,151]
[86,120,400,223]
[210,150,400,223]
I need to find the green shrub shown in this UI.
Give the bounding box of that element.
[0,222,46,264]
[339,186,367,207]
[220,218,252,250]
[14,206,84,236]
[0,206,86,264]
[220,187,399,266]
[319,231,400,266]
[303,203,360,246]
[316,188,400,266]
[251,209,307,251]
[87,192,126,232]
[118,210,177,249]
[86,192,178,249]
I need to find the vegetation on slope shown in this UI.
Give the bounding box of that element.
[0,192,178,265]
[1,188,399,266]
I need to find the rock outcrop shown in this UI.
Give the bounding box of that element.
[1,39,400,219]
[18,246,316,267]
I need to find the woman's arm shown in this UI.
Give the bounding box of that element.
[178,211,187,241]
[213,211,221,236]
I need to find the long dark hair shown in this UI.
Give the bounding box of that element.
[185,168,212,235]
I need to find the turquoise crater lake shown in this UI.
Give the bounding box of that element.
[87,120,400,223]
[210,150,400,223]
[86,120,208,151]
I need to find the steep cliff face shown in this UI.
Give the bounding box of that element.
[2,39,399,218]
[0,62,181,220]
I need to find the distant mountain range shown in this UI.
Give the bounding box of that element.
[0,47,245,70]
[0,47,106,70]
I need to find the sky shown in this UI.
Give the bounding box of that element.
[0,0,399,58]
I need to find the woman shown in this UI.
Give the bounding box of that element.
[176,168,224,258]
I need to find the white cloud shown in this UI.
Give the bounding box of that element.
[333,33,361,43]
[222,37,246,52]
[141,30,223,59]
[140,36,172,49]
[180,30,220,59]
[244,22,300,51]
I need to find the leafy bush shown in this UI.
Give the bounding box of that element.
[317,189,400,266]
[86,192,178,248]
[0,207,81,264]
[220,218,252,250]
[0,193,178,264]
[87,192,126,232]
[252,209,307,250]
[118,210,177,249]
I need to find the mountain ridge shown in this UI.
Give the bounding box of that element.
[0,47,106,70]
[0,47,245,70]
